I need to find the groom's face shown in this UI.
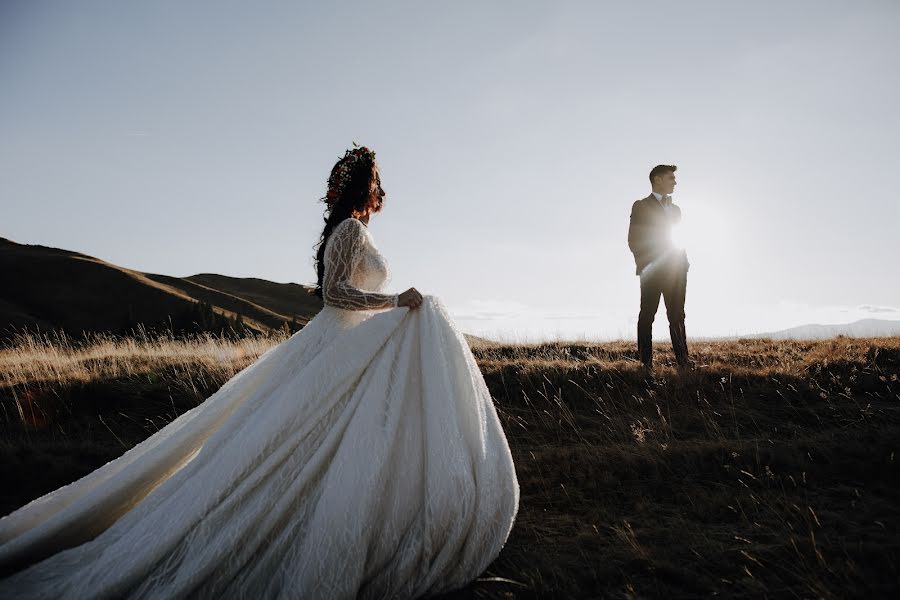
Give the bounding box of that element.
[654,172,677,195]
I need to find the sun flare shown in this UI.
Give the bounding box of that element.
[670,222,686,250]
[669,203,731,260]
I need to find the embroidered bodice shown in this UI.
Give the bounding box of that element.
[322,217,399,311]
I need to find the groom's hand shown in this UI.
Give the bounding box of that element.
[398,288,424,309]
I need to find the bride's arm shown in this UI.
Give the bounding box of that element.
[323,218,399,311]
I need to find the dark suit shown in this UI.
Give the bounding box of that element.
[628,194,689,367]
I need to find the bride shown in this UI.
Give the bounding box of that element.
[0,145,520,598]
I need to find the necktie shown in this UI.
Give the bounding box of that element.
[661,194,671,206]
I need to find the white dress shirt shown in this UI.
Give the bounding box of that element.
[651,191,675,217]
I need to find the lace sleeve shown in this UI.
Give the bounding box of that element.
[323,219,399,311]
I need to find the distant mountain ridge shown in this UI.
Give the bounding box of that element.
[0,236,323,343]
[748,318,900,340]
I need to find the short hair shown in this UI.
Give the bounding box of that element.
[649,164,677,183]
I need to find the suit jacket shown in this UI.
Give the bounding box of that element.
[627,193,687,276]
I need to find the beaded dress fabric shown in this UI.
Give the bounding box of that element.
[0,216,520,599]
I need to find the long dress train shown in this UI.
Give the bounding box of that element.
[0,217,520,598]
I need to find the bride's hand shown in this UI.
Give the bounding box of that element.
[398,288,423,309]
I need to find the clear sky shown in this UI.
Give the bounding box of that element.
[2,1,898,341]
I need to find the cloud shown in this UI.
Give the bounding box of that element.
[450,299,606,322]
[451,300,530,321]
[858,304,898,314]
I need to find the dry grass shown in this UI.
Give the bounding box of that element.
[2,332,899,599]
[0,327,285,389]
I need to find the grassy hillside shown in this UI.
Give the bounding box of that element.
[0,237,321,343]
[1,331,897,598]
[182,273,323,320]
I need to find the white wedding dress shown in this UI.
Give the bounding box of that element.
[0,217,520,599]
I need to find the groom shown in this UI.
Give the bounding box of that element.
[628,164,690,370]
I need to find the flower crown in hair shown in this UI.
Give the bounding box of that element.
[325,143,376,207]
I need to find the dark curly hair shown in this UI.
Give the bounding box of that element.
[649,164,677,183]
[311,147,384,299]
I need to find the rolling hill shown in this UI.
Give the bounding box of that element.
[0,236,322,343]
